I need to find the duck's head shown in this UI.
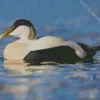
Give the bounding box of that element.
[0,19,36,40]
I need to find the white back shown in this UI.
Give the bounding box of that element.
[27,36,86,58]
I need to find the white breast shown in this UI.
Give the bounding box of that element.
[4,42,28,60]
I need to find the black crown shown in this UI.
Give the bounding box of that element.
[14,19,33,27]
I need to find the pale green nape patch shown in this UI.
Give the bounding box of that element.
[28,26,37,40]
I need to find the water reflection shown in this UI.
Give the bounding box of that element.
[4,60,58,75]
[1,60,55,100]
[4,60,33,75]
[0,60,99,100]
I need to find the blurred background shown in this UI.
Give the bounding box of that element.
[0,0,100,45]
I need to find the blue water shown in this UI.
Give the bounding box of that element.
[0,37,100,100]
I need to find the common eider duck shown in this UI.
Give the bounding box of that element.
[0,19,100,64]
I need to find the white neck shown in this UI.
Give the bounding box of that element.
[18,38,36,43]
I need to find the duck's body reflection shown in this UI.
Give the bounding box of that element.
[2,60,57,100]
[4,60,56,75]
[4,60,31,75]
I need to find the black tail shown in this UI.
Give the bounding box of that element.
[78,43,100,60]
[92,46,100,51]
[84,45,100,60]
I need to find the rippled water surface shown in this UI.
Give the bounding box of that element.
[0,41,100,100]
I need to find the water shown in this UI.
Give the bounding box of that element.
[0,40,100,100]
[0,56,100,100]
